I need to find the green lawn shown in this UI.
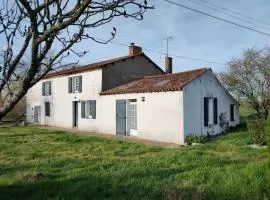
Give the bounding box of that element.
[0,126,268,200]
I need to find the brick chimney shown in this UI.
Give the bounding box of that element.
[129,43,142,56]
[165,56,172,73]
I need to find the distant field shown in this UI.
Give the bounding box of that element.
[0,125,268,200]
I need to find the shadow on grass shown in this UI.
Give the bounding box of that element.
[0,171,248,200]
[0,155,263,200]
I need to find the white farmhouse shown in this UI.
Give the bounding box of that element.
[26,43,240,145]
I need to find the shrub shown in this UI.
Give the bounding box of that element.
[2,97,26,122]
[186,135,207,145]
[267,119,270,197]
[247,120,267,146]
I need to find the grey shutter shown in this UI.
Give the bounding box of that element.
[42,82,45,96]
[230,104,234,121]
[213,98,218,125]
[45,102,50,116]
[79,76,82,93]
[48,102,50,116]
[204,97,209,127]
[68,77,72,93]
[90,100,96,119]
[48,81,51,95]
[81,101,85,118]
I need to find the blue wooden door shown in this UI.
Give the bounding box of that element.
[116,100,126,136]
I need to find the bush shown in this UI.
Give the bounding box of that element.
[3,97,26,122]
[186,135,207,145]
[247,120,267,146]
[267,119,270,199]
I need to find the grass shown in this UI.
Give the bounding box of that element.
[0,126,268,200]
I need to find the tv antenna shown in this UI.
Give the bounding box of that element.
[165,36,173,57]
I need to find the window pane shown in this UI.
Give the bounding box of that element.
[44,81,51,96]
[74,77,80,92]
[85,101,90,118]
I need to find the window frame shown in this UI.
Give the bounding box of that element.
[204,97,218,127]
[69,76,82,93]
[81,100,96,119]
[42,81,51,96]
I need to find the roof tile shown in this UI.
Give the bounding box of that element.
[43,52,144,79]
[100,68,210,95]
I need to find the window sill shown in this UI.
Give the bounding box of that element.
[86,117,96,119]
[70,91,82,94]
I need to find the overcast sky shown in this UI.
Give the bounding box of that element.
[69,0,270,73]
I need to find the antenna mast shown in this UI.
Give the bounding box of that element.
[166,36,173,57]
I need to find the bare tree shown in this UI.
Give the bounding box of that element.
[220,47,270,119]
[0,0,152,120]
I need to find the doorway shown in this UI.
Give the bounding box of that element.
[116,99,137,136]
[34,106,41,124]
[127,99,137,136]
[72,101,78,128]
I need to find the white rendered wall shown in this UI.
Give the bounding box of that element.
[26,69,102,128]
[183,70,240,137]
[26,70,184,144]
[98,92,184,144]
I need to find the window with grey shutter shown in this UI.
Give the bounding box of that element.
[43,81,52,96]
[42,82,45,96]
[82,100,96,119]
[68,77,72,93]
[204,97,209,127]
[81,101,85,118]
[213,98,218,125]
[79,76,82,93]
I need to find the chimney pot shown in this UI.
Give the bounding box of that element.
[129,43,142,56]
[165,56,172,73]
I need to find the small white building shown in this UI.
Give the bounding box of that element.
[26,44,240,145]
